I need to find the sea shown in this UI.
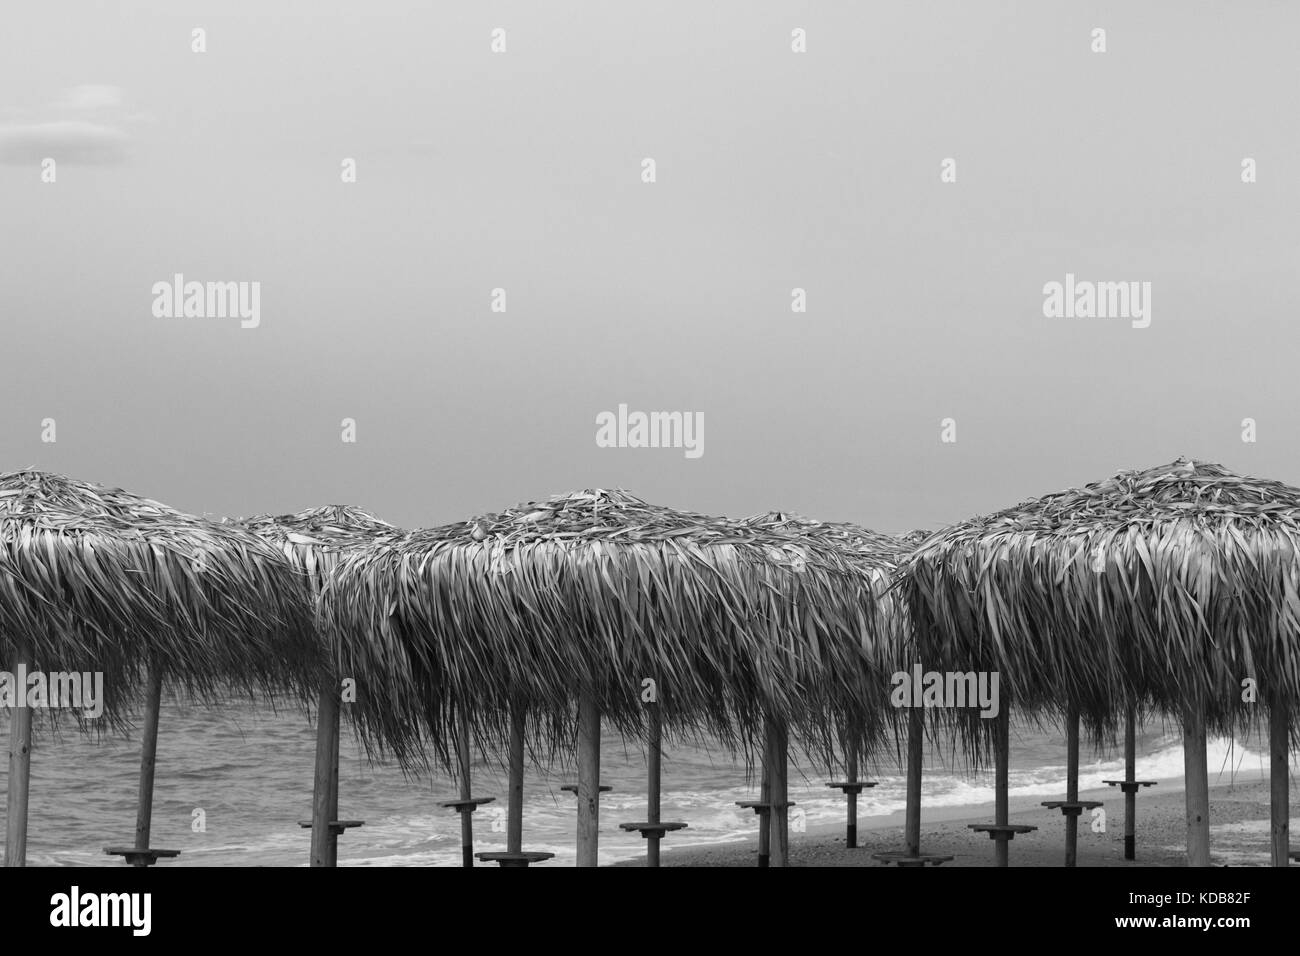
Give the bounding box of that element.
[0,699,1270,867]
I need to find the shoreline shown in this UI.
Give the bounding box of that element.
[617,766,1288,866]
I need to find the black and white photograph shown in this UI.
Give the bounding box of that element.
[1,1,1295,939]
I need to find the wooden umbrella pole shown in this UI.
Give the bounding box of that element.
[134,662,164,852]
[845,744,858,850]
[576,691,601,867]
[1064,707,1080,867]
[767,717,790,867]
[1269,702,1290,867]
[4,636,34,867]
[1182,701,1210,867]
[458,710,475,868]
[994,705,1010,867]
[757,761,771,867]
[327,685,341,867]
[507,706,525,856]
[309,674,341,867]
[646,700,662,867]
[904,705,923,857]
[1124,706,1137,861]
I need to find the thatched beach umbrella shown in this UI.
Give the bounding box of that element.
[237,505,399,867]
[769,524,963,869]
[729,520,952,868]
[321,488,899,867]
[740,513,910,855]
[0,470,318,866]
[853,528,959,868]
[903,458,1299,866]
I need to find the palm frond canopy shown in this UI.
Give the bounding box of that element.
[739,511,919,752]
[740,510,913,648]
[743,511,909,558]
[237,505,400,691]
[902,458,1300,733]
[237,505,398,590]
[321,489,902,769]
[0,470,320,722]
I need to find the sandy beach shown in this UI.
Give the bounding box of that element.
[622,767,1292,867]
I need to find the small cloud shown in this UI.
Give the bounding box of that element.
[54,85,125,112]
[0,121,129,165]
[0,85,139,166]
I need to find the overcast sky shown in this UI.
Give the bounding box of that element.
[2,1,1297,533]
